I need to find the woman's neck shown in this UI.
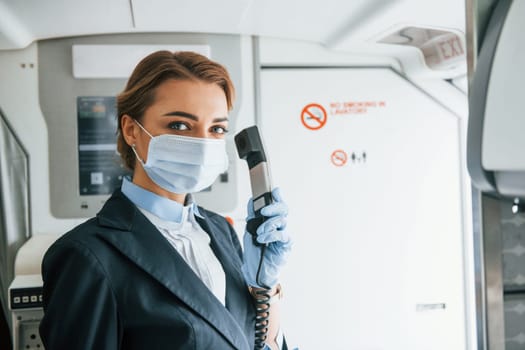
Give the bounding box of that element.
[131,167,187,204]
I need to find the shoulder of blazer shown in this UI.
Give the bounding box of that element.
[46,189,138,256]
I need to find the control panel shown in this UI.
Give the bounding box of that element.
[9,275,45,350]
[10,287,43,310]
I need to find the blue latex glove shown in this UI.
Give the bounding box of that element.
[242,187,292,289]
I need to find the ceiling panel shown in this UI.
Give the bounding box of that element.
[131,0,250,33]
[0,0,467,77]
[0,0,132,49]
[238,0,390,43]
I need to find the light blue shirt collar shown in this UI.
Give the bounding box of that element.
[121,176,203,223]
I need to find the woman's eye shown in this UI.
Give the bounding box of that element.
[168,121,189,131]
[212,125,229,134]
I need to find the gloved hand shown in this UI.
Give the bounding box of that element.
[242,187,292,289]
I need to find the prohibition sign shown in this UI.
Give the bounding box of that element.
[331,149,348,167]
[301,103,327,130]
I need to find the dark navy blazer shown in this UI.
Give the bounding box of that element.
[39,189,256,349]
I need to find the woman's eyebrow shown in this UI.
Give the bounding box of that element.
[163,111,228,123]
[162,111,198,120]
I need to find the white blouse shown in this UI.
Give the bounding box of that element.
[138,206,227,306]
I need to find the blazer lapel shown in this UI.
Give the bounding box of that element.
[196,214,254,326]
[95,190,250,350]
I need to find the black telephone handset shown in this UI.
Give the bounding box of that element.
[235,125,274,350]
[235,126,273,247]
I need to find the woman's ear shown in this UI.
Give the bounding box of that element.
[121,115,138,146]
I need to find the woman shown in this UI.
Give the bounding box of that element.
[39,51,292,350]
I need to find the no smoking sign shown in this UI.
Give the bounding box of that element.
[331,149,348,167]
[301,103,327,130]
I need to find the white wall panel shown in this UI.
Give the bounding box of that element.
[259,67,467,349]
[0,44,86,235]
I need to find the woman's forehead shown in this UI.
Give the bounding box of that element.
[145,80,228,121]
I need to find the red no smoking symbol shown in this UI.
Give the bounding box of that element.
[301,103,327,130]
[331,149,348,167]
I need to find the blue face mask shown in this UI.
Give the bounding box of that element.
[131,120,229,194]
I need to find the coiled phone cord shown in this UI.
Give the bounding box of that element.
[253,245,271,350]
